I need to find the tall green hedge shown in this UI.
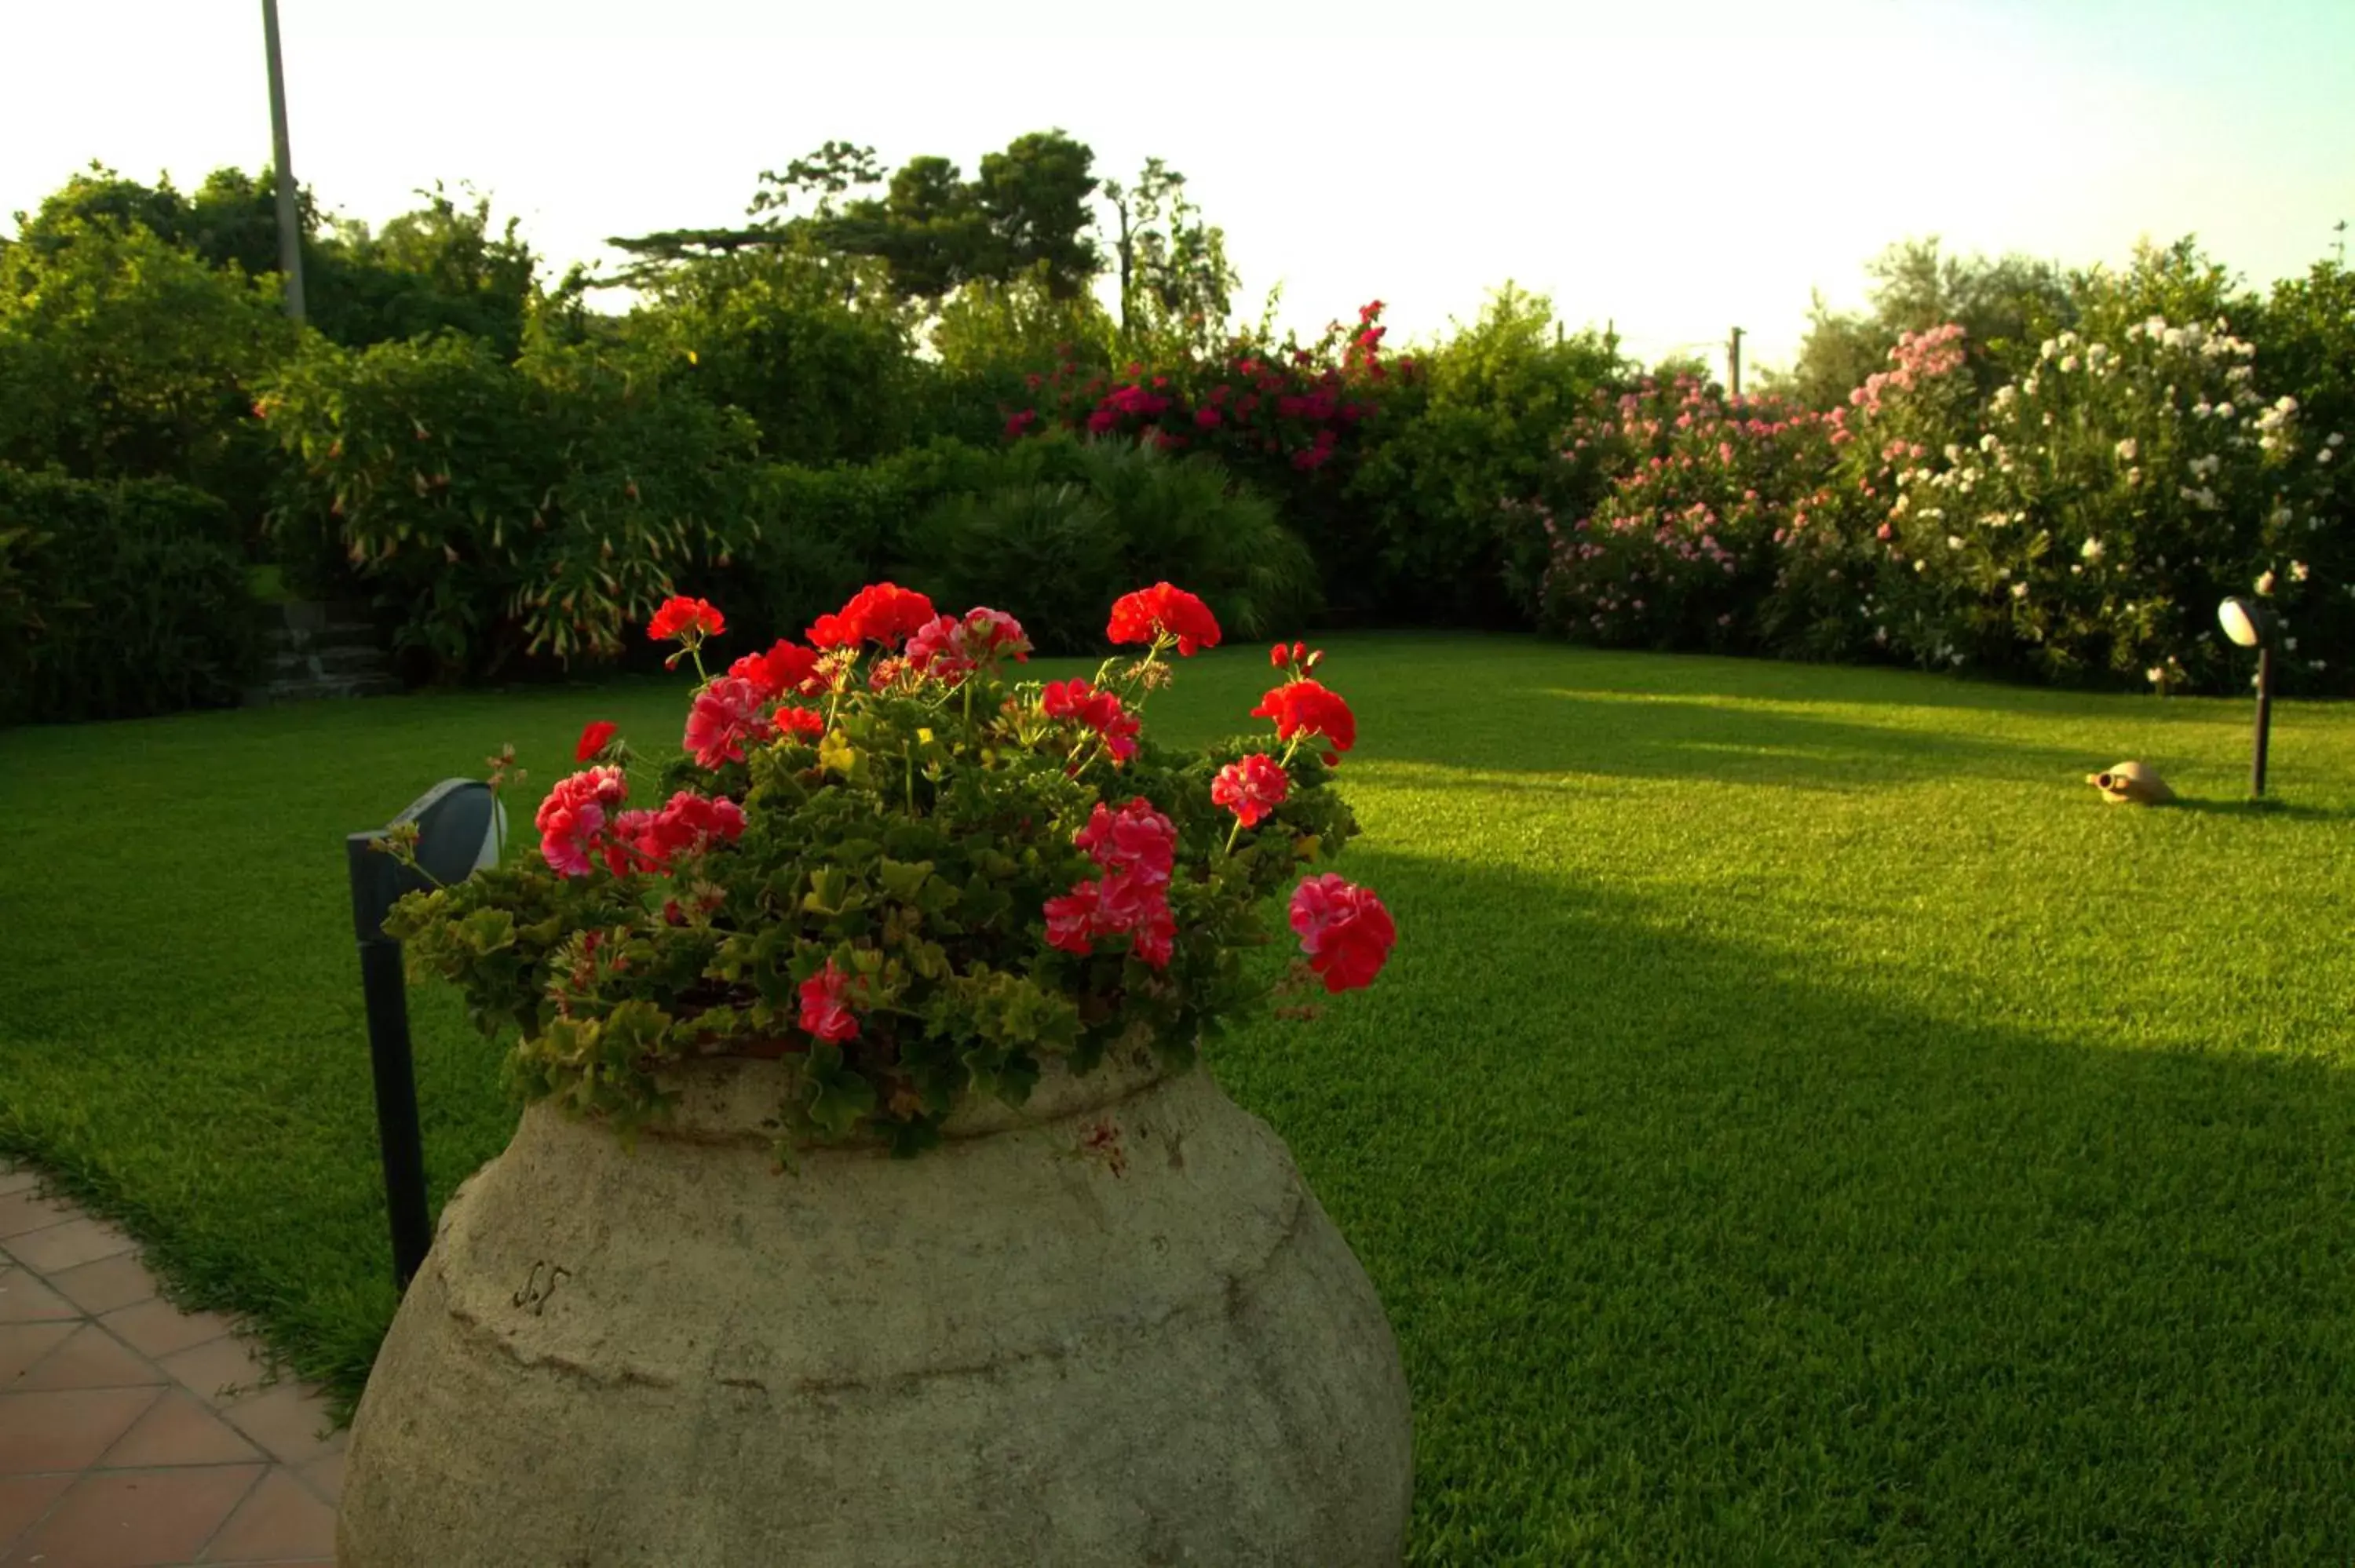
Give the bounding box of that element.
[0,467,258,724]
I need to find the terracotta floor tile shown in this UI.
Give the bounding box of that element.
[195,1468,337,1563]
[6,1218,137,1275]
[97,1391,262,1470]
[290,1446,344,1507]
[0,1471,74,1547]
[46,1256,159,1318]
[155,1338,273,1409]
[0,1270,80,1325]
[7,1463,262,1566]
[10,1325,166,1395]
[0,1387,161,1472]
[0,1191,77,1242]
[0,1322,80,1384]
[97,1301,239,1362]
[217,1384,340,1468]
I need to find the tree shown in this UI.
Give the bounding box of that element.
[973,130,1100,299]
[307,183,539,357]
[608,133,1101,302]
[1103,158,1238,356]
[622,241,918,465]
[1772,237,2074,408]
[5,164,539,358]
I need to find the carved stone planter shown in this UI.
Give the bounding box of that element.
[336,1044,1414,1566]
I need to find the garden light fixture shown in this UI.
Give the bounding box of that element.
[345,779,504,1292]
[2217,595,2278,797]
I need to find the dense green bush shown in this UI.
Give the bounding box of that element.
[912,264,1123,447]
[0,467,257,723]
[710,433,1314,655]
[623,245,919,466]
[899,435,1316,652]
[261,332,759,680]
[711,439,1004,643]
[1347,285,1623,625]
[11,165,540,360]
[0,217,294,524]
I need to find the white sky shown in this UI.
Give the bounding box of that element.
[5,0,2350,374]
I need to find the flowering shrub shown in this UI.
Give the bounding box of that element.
[1006,301,1404,475]
[1514,315,2351,693]
[1867,318,2347,690]
[1523,374,1837,651]
[384,582,1395,1161]
[996,304,1420,613]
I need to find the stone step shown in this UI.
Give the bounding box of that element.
[264,622,380,652]
[266,644,392,680]
[242,673,406,707]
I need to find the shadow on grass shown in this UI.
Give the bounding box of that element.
[1214,850,2355,1564]
[2163,796,2354,822]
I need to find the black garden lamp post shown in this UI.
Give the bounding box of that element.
[345,779,504,1292]
[2218,595,2280,798]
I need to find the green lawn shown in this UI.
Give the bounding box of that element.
[5,636,2354,1563]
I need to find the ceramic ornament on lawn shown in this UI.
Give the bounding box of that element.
[334,588,1414,1568]
[2086,760,2175,805]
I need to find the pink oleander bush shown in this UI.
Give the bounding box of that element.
[1511,316,2352,693]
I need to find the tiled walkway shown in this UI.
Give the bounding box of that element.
[0,1163,343,1566]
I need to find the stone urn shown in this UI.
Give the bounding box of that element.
[336,1041,1414,1566]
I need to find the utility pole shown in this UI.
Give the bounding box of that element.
[1728,326,1744,398]
[261,0,307,322]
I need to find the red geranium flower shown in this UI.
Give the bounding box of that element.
[574,720,618,762]
[533,765,628,879]
[1042,884,1100,955]
[906,607,1031,684]
[1288,873,1395,993]
[729,640,826,699]
[774,705,826,741]
[1210,753,1290,828]
[606,789,747,876]
[1041,679,1141,764]
[684,676,776,769]
[798,960,861,1044]
[1042,798,1179,966]
[1250,678,1356,759]
[647,596,724,642]
[1106,582,1222,656]
[809,582,938,651]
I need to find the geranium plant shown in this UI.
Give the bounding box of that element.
[385,580,1395,1161]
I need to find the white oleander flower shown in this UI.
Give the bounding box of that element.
[2010,582,2029,599]
[2082,537,2105,562]
[2116,438,2138,461]
[2291,560,2310,582]
[2257,571,2277,596]
[1947,534,1966,551]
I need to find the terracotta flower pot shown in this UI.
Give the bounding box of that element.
[336,1043,1414,1566]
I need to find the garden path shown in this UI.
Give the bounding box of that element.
[0,1161,342,1566]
